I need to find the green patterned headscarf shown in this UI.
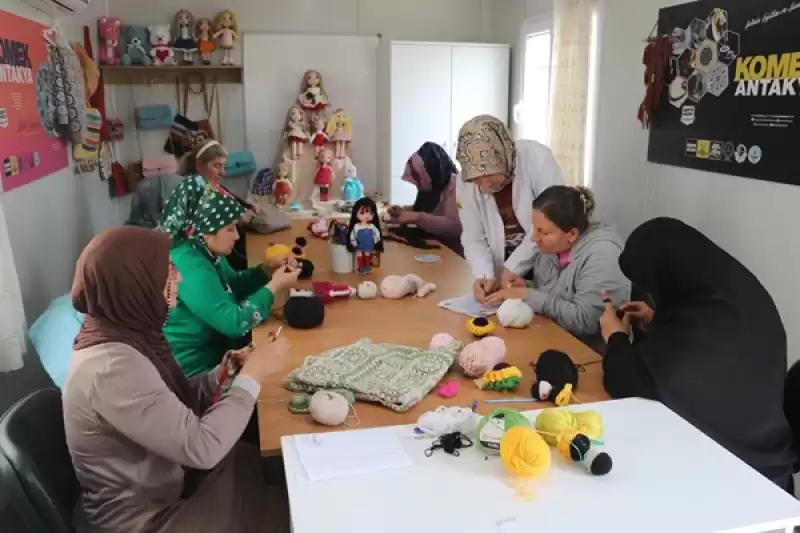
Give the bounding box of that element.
[189,188,245,239]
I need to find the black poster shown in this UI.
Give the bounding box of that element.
[648,0,800,186]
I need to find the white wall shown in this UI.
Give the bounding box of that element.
[591,0,800,364]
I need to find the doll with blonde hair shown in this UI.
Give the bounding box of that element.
[326,109,352,160]
[285,105,309,160]
[274,160,293,206]
[212,9,238,65]
[297,69,329,111]
[195,17,215,65]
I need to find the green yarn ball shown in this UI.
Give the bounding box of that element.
[287,393,311,414]
[475,408,531,455]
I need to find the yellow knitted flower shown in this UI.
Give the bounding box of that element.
[467,316,495,337]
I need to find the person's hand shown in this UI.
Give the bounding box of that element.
[387,205,402,218]
[239,338,290,383]
[263,252,298,274]
[473,277,499,305]
[240,209,256,224]
[600,297,629,342]
[395,209,420,225]
[619,301,655,331]
[486,287,528,306]
[499,268,525,289]
[266,265,301,293]
[224,343,255,367]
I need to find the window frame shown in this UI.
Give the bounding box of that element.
[515,14,556,144]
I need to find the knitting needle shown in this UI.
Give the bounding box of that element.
[483,398,539,404]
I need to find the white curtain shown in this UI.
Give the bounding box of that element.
[549,0,595,186]
[0,199,26,372]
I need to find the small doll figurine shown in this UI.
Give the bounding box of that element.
[213,10,239,65]
[314,148,334,202]
[326,109,352,160]
[309,114,329,155]
[273,162,293,207]
[195,18,215,65]
[284,105,308,160]
[347,197,384,275]
[297,69,329,111]
[342,163,365,202]
[173,10,197,65]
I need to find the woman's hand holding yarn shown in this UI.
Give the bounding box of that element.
[619,301,654,330]
[486,287,528,305]
[240,338,290,383]
[500,268,524,289]
[394,209,420,224]
[266,265,301,293]
[473,277,498,304]
[599,298,629,342]
[224,342,255,366]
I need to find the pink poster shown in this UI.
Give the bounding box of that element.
[0,10,69,192]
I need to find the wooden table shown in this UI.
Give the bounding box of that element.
[247,219,610,455]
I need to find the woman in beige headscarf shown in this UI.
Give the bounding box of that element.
[455,115,564,304]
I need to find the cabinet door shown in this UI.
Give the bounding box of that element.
[450,45,510,157]
[390,43,452,205]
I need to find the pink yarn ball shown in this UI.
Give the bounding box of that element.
[380,276,411,299]
[430,333,455,350]
[458,337,507,378]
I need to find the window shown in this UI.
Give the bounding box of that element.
[516,18,554,145]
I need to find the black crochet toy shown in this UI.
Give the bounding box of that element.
[290,237,315,280]
[531,350,579,406]
[283,290,325,329]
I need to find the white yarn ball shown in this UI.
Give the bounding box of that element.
[417,406,480,437]
[309,391,350,426]
[497,299,534,328]
[429,333,456,350]
[357,281,378,300]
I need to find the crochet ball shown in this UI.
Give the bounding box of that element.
[284,295,325,329]
[357,281,378,300]
[287,393,311,414]
[309,390,350,426]
[535,408,603,446]
[380,276,410,299]
[475,408,530,456]
[500,426,552,479]
[497,299,534,329]
[458,337,507,378]
[430,333,456,350]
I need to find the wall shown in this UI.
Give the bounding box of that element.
[590,0,800,364]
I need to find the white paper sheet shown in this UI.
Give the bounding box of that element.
[294,428,413,482]
[438,295,500,317]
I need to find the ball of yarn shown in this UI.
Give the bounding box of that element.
[497,299,534,329]
[284,295,325,329]
[357,281,378,300]
[417,406,478,437]
[297,258,315,280]
[265,244,292,262]
[535,408,603,446]
[458,337,507,377]
[309,390,350,426]
[287,393,311,414]
[430,333,456,350]
[380,276,411,299]
[500,426,551,479]
[475,408,530,455]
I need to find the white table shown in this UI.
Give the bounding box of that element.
[281,398,800,533]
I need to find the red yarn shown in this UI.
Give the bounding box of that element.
[637,36,672,129]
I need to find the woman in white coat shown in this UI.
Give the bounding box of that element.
[455,115,564,303]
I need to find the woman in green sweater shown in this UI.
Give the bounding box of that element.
[163,182,300,377]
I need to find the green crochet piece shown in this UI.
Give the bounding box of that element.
[484,376,521,391]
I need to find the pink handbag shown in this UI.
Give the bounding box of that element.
[142,155,178,178]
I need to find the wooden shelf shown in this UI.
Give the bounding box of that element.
[100,65,243,85]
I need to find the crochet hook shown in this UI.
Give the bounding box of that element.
[483,398,539,405]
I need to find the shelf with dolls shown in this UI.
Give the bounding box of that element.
[100,65,243,85]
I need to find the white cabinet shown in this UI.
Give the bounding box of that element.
[390,42,510,205]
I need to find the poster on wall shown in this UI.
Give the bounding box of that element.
[0,9,68,193]
[648,0,800,186]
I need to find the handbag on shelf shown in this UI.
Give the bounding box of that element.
[135,104,173,130]
[165,79,216,156]
[142,154,178,178]
[225,151,256,177]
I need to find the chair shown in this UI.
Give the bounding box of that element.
[0,389,79,533]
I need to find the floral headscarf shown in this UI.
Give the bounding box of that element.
[455,115,517,183]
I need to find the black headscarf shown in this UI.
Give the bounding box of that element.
[402,142,457,214]
[609,217,795,487]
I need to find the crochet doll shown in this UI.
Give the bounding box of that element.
[347,197,384,275]
[309,113,329,155]
[297,69,329,111]
[326,109,352,160]
[273,162,292,207]
[195,18,215,65]
[284,105,308,160]
[173,9,197,65]
[314,148,334,202]
[213,9,239,65]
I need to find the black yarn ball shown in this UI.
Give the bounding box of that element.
[283,295,325,329]
[298,259,315,280]
[569,434,592,461]
[589,451,613,476]
[531,350,579,400]
[493,362,512,371]
[295,237,308,247]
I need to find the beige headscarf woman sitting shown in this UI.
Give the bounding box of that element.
[455,115,564,304]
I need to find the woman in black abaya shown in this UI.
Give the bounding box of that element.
[599,217,795,491]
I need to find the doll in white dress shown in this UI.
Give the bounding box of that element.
[284,105,309,160]
[297,70,329,112]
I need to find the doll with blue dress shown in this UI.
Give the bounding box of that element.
[346,197,383,275]
[342,163,365,202]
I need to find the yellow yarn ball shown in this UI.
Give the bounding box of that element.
[535,408,604,445]
[265,244,292,262]
[499,426,551,479]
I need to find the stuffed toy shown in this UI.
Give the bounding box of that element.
[148,25,176,65]
[98,16,122,66]
[121,25,151,65]
[380,274,436,299]
[308,218,329,239]
[312,281,355,304]
[531,350,580,406]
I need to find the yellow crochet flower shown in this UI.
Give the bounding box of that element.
[467,316,496,337]
[480,365,522,391]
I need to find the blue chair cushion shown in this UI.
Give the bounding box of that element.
[28,295,84,389]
